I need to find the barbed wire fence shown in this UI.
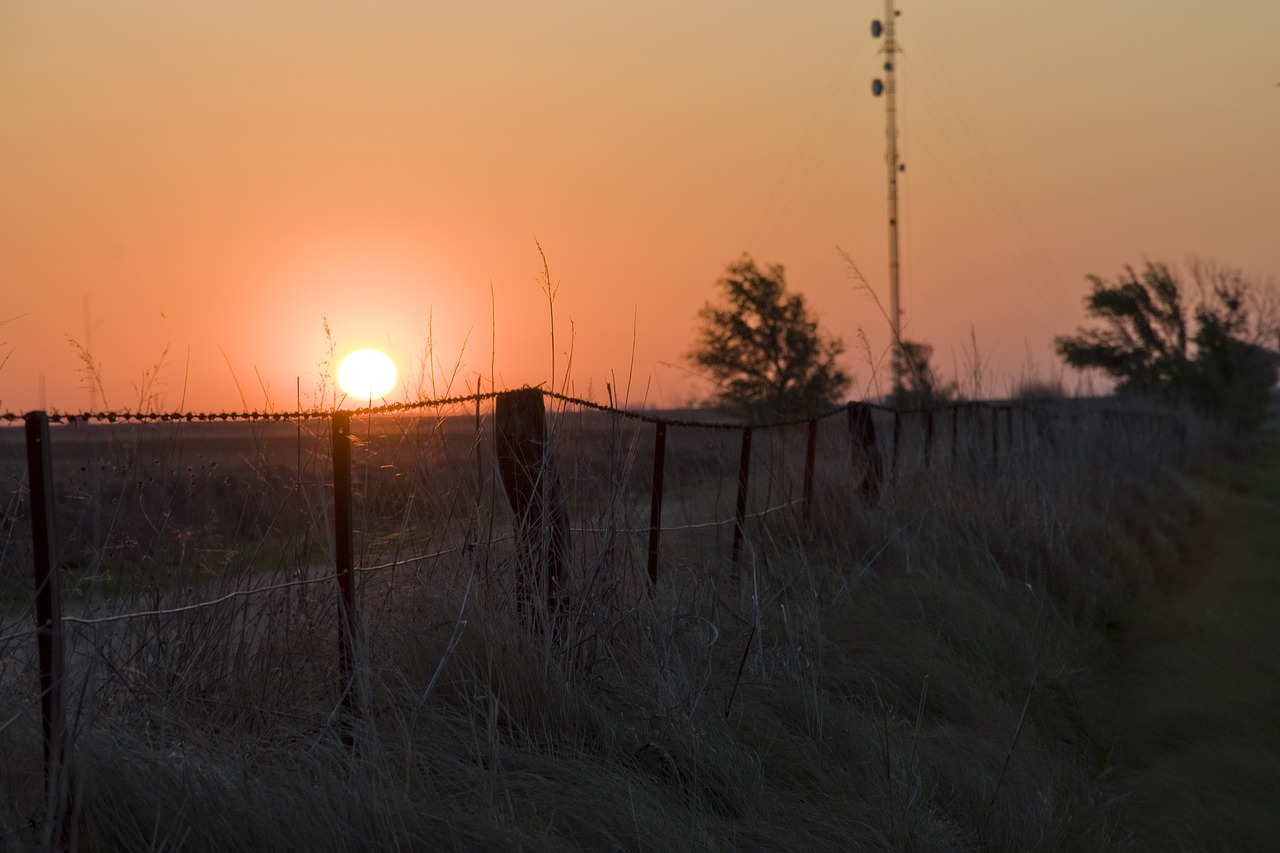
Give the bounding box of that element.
[0,387,1189,806]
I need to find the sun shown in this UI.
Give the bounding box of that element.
[337,349,398,401]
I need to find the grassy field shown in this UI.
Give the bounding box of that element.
[0,397,1243,851]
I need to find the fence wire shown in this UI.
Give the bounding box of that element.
[0,390,1185,733]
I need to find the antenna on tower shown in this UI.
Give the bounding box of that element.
[872,0,904,397]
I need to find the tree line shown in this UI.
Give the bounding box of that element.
[688,255,1278,428]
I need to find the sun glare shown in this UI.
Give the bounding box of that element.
[337,349,398,401]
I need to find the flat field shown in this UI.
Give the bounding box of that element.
[0,398,1219,851]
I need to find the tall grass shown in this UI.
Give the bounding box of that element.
[0,393,1226,851]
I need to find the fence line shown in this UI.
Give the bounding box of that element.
[2,393,1178,635]
[0,386,890,430]
[0,390,507,425]
[2,389,1184,796]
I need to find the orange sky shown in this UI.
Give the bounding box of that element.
[2,1,1278,413]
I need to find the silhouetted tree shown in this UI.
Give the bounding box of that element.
[1055,260,1279,428]
[1054,262,1192,397]
[690,256,850,416]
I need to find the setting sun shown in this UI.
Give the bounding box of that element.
[337,349,398,401]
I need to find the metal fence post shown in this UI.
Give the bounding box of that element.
[331,412,357,722]
[26,412,66,821]
[802,419,818,522]
[647,422,667,591]
[731,426,753,577]
[475,379,483,500]
[922,409,934,469]
[950,405,959,470]
[1004,406,1013,460]
[990,405,999,475]
[891,410,901,487]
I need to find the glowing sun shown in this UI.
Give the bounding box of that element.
[337,349,398,401]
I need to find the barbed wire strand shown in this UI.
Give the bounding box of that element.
[0,535,522,642]
[0,390,505,425]
[570,497,806,535]
[59,575,335,628]
[2,386,1162,431]
[0,392,1176,645]
[0,493,815,642]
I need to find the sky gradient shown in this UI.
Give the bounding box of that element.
[2,1,1278,413]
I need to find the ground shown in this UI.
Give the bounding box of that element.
[1111,427,1280,850]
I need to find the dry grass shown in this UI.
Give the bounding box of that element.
[0,396,1232,851]
[1104,426,1280,851]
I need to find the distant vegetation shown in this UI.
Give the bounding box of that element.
[1055,259,1280,429]
[891,338,959,409]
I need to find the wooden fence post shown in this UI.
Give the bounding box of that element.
[802,419,818,522]
[647,422,667,591]
[26,412,67,826]
[495,389,570,628]
[331,412,357,723]
[846,403,883,500]
[731,427,753,578]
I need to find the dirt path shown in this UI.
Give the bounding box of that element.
[1110,428,1280,851]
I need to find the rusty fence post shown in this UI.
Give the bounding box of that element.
[647,422,667,591]
[922,409,934,469]
[890,410,902,487]
[731,426,753,576]
[1004,406,1013,460]
[331,411,357,723]
[26,412,67,824]
[495,389,570,630]
[802,419,818,522]
[950,405,960,470]
[475,379,483,500]
[990,405,1000,475]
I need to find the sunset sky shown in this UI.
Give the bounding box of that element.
[2,1,1278,413]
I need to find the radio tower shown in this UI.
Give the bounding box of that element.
[872,0,904,395]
